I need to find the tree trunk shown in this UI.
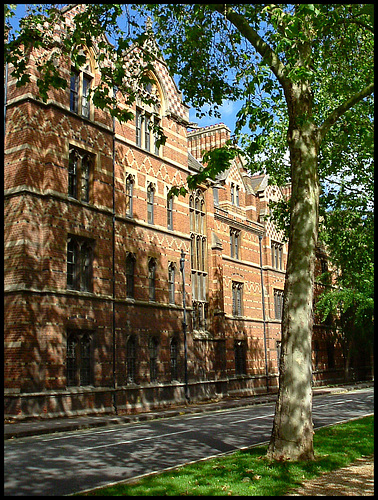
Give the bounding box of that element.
[267,81,319,461]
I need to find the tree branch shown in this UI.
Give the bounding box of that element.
[208,4,289,90]
[318,82,374,144]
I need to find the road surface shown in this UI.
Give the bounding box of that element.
[4,387,374,496]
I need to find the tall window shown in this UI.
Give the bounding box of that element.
[125,174,134,217]
[230,228,240,260]
[274,289,284,320]
[168,262,175,304]
[135,76,161,155]
[126,335,137,383]
[136,108,142,147]
[271,242,283,270]
[66,330,92,387]
[190,190,207,331]
[149,336,159,382]
[154,116,160,155]
[232,281,243,316]
[144,113,151,152]
[147,183,155,224]
[68,148,93,203]
[70,70,79,114]
[327,341,335,369]
[67,237,93,292]
[148,257,156,301]
[170,337,178,381]
[235,185,240,207]
[167,194,173,230]
[234,339,246,375]
[69,51,93,118]
[81,75,91,118]
[126,252,136,298]
[231,183,235,204]
[213,186,219,206]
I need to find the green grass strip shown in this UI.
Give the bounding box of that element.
[78,415,374,496]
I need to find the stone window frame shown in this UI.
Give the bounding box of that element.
[66,329,94,387]
[274,288,284,320]
[69,47,94,119]
[232,281,243,317]
[230,227,241,260]
[126,334,137,384]
[271,241,283,270]
[67,235,94,292]
[68,147,95,203]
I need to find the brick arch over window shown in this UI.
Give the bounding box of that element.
[142,70,167,116]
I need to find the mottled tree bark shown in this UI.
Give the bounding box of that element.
[267,80,319,461]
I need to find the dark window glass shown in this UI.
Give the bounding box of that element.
[170,338,178,381]
[167,195,173,230]
[80,243,92,292]
[274,289,284,319]
[126,335,136,383]
[168,263,175,304]
[82,75,91,118]
[81,155,90,202]
[148,258,156,301]
[68,152,78,199]
[147,184,154,224]
[67,237,93,292]
[67,240,76,289]
[149,336,158,382]
[80,334,91,385]
[145,113,151,152]
[70,70,79,113]
[136,109,142,147]
[66,335,77,386]
[232,282,243,316]
[125,175,133,216]
[234,340,246,375]
[68,148,93,203]
[66,331,92,387]
[126,253,135,298]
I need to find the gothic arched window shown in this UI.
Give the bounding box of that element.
[70,47,93,119]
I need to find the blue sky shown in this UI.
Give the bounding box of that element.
[6,4,241,133]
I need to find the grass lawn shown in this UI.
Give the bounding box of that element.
[77,415,374,496]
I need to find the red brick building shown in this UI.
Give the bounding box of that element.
[4,5,356,420]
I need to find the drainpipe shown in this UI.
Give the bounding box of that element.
[259,234,269,393]
[112,88,117,414]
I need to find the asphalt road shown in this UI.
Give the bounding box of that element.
[4,387,374,496]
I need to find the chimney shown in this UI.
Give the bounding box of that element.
[188,123,231,161]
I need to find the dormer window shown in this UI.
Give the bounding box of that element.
[135,73,163,155]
